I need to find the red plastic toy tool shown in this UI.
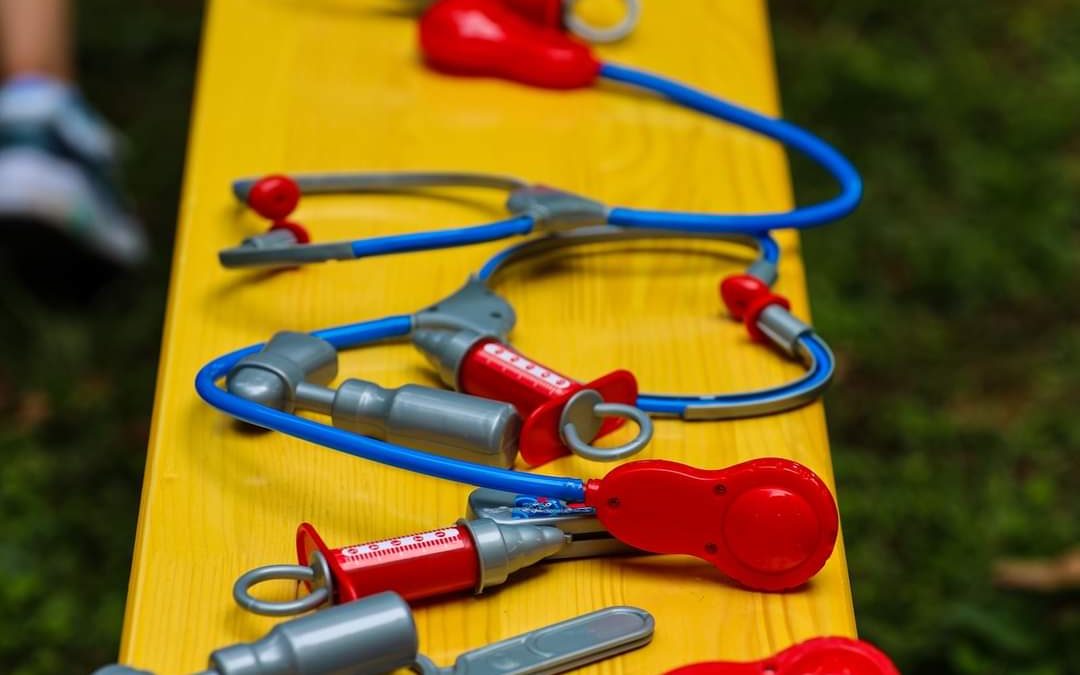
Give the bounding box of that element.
[584,459,840,591]
[296,516,565,605]
[298,522,480,604]
[665,637,900,675]
[458,337,639,466]
[419,0,600,89]
[503,0,563,28]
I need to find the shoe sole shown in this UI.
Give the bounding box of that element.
[0,147,148,267]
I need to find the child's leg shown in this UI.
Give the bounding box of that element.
[0,0,74,81]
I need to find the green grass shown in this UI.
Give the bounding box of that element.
[0,2,202,672]
[773,2,1080,673]
[0,1,1076,672]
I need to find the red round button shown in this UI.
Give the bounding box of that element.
[723,487,820,574]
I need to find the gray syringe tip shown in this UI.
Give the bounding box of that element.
[462,518,570,593]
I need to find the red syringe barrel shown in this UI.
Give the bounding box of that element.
[297,518,567,605]
[414,329,640,466]
[460,338,580,411]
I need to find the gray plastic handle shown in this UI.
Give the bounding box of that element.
[414,606,654,675]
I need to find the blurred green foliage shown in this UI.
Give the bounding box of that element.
[0,1,203,673]
[0,1,1076,673]
[773,2,1080,673]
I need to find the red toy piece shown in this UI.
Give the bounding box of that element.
[585,459,839,591]
[298,522,479,604]
[296,517,565,605]
[719,273,792,343]
[503,0,563,28]
[720,273,770,320]
[419,0,601,89]
[269,220,311,244]
[457,337,639,466]
[664,637,900,675]
[247,174,301,221]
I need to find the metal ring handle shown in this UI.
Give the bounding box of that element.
[233,564,331,617]
[562,401,654,462]
[564,0,641,43]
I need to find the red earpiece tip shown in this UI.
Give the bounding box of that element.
[720,274,769,320]
[419,0,601,89]
[248,174,301,220]
[270,220,311,244]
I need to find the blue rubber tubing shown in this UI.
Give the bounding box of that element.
[476,232,827,418]
[475,231,781,282]
[636,334,835,416]
[350,215,535,258]
[600,62,863,234]
[195,315,588,501]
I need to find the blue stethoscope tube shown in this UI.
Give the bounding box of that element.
[355,63,860,254]
[350,215,534,259]
[599,62,862,234]
[194,315,589,502]
[353,61,860,254]
[224,64,860,269]
[196,313,832,499]
[635,333,834,416]
[475,230,781,281]
[475,230,831,419]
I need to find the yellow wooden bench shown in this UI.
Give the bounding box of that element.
[118,1,855,671]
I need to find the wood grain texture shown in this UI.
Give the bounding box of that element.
[118,0,856,671]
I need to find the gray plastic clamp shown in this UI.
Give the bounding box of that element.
[506,185,609,233]
[413,276,517,339]
[466,488,641,560]
[411,276,518,388]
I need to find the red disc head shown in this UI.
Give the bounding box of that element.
[519,369,638,466]
[585,459,839,591]
[663,637,900,675]
[248,174,301,220]
[419,0,601,89]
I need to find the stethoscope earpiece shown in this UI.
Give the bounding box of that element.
[241,174,302,221]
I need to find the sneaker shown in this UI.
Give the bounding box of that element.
[0,78,148,269]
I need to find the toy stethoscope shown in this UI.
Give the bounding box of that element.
[473,226,834,420]
[219,189,833,420]
[199,0,850,591]
[198,228,840,591]
[218,2,861,269]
